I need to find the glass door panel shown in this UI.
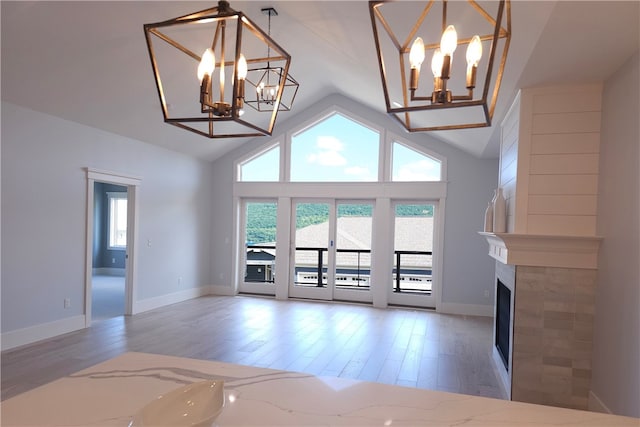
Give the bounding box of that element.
[333,202,373,303]
[239,200,277,295]
[388,202,436,308]
[289,201,333,300]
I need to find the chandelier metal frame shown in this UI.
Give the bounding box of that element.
[143,1,292,139]
[369,0,511,132]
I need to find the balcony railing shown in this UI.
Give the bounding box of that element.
[246,244,432,293]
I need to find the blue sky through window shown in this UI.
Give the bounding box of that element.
[392,142,441,181]
[241,145,280,181]
[239,112,442,182]
[290,113,379,182]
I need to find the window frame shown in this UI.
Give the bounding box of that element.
[232,105,448,310]
[387,132,447,182]
[237,140,283,182]
[107,191,127,250]
[288,109,383,183]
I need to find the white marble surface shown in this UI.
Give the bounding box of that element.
[1,352,637,426]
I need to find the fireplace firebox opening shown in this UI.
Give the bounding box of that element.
[496,279,511,371]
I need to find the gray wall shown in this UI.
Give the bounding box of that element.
[93,182,127,270]
[209,93,498,310]
[592,51,639,417]
[1,102,213,333]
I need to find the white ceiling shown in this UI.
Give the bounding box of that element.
[2,1,638,161]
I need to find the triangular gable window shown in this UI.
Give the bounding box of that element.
[392,141,442,181]
[239,145,280,182]
[290,113,380,182]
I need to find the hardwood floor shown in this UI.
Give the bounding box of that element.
[1,295,504,401]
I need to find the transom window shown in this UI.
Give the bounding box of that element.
[392,141,442,181]
[237,108,444,183]
[291,113,380,182]
[239,145,280,182]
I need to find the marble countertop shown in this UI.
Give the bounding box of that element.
[1,352,637,426]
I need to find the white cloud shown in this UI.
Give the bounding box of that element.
[316,136,343,151]
[312,150,347,166]
[396,160,440,181]
[306,136,347,166]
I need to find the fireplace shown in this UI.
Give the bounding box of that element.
[495,279,511,371]
[479,83,603,411]
[493,261,515,399]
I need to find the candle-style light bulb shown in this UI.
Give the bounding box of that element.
[431,48,444,78]
[237,54,248,80]
[439,25,457,80]
[409,37,425,70]
[466,35,482,89]
[466,35,482,67]
[440,25,458,56]
[197,48,215,82]
[431,48,444,97]
[409,37,425,91]
[234,53,248,111]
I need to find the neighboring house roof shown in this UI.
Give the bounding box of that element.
[247,217,433,268]
[293,217,433,268]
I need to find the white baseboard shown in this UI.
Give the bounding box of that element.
[133,286,212,314]
[1,315,86,351]
[588,390,612,414]
[209,284,236,296]
[438,302,494,317]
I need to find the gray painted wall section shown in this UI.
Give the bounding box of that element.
[1,102,213,332]
[209,93,498,309]
[592,51,639,418]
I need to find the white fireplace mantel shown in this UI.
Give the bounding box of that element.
[479,232,602,269]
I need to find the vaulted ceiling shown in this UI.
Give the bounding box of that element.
[2,1,638,161]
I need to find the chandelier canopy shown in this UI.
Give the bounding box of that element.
[369,0,511,132]
[143,1,294,138]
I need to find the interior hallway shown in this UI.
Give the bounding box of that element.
[91,274,125,322]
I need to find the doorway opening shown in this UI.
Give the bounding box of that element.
[85,168,140,326]
[91,183,127,321]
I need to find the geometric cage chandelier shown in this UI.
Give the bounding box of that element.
[143,1,293,138]
[244,7,299,113]
[369,0,511,132]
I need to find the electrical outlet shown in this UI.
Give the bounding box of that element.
[484,290,490,298]
[178,277,182,285]
[112,257,116,264]
[64,298,71,308]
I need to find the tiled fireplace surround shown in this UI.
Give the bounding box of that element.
[493,259,597,409]
[482,84,603,410]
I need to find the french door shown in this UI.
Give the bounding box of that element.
[288,200,373,303]
[239,200,278,296]
[387,201,437,308]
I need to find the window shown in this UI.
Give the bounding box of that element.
[108,192,127,249]
[392,141,442,181]
[290,113,380,182]
[233,107,446,308]
[239,145,280,182]
[236,110,445,184]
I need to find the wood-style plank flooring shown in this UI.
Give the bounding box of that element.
[1,295,504,401]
